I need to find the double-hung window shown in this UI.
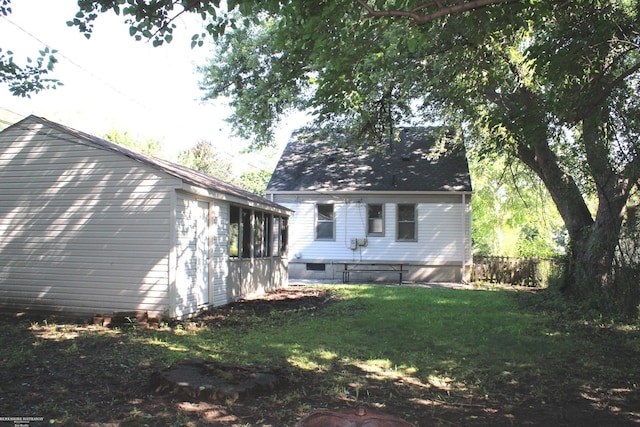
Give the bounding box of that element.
[367,204,385,236]
[397,204,417,241]
[316,204,335,240]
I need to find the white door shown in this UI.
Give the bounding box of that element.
[175,196,210,317]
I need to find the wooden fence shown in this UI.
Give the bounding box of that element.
[471,256,563,287]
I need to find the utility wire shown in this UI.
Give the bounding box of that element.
[1,16,273,172]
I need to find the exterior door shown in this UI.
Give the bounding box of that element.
[175,196,210,317]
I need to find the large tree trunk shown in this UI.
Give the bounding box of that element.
[568,203,625,300]
[514,108,629,304]
[566,111,630,300]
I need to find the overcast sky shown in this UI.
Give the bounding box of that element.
[0,0,305,173]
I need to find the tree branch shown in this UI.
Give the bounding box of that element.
[355,0,519,24]
[576,61,640,122]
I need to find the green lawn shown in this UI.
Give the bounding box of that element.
[2,285,639,426]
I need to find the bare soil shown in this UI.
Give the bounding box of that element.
[0,286,638,426]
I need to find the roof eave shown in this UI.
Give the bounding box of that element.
[266,189,473,196]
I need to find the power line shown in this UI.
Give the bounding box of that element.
[2,15,157,112]
[0,13,277,173]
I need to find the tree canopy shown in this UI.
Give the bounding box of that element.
[104,129,164,157]
[177,140,234,182]
[470,153,564,258]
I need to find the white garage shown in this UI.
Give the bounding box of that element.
[0,115,291,318]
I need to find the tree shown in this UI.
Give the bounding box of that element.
[69,1,640,314]
[1,2,61,97]
[104,130,163,157]
[177,140,233,182]
[470,153,564,258]
[236,169,271,197]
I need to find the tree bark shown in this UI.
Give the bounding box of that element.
[511,97,628,302]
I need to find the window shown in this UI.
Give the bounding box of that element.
[280,217,289,255]
[306,263,326,271]
[367,204,385,236]
[272,216,281,257]
[316,204,335,240]
[253,211,264,257]
[241,208,252,258]
[229,206,240,258]
[231,207,283,258]
[397,204,416,241]
[263,213,272,257]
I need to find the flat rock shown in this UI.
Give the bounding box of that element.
[151,358,279,403]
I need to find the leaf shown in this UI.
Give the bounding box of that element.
[405,37,414,53]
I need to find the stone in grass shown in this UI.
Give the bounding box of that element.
[297,406,416,427]
[150,358,279,403]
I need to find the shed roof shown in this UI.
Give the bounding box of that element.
[6,115,290,212]
[267,127,472,193]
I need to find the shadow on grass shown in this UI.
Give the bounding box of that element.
[0,285,639,426]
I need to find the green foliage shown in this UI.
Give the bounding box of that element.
[177,140,233,181]
[236,169,271,197]
[2,1,61,96]
[104,130,163,157]
[0,46,62,97]
[470,153,565,257]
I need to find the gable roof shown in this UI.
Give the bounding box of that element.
[267,127,472,193]
[5,115,290,213]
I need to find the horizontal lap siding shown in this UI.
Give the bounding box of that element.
[284,201,464,263]
[212,202,229,306]
[0,124,179,316]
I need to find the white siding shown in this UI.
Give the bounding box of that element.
[211,202,229,306]
[284,200,467,263]
[0,122,180,316]
[174,196,210,318]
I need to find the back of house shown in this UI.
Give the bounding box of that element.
[266,127,472,283]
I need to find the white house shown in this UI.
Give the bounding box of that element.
[266,128,472,283]
[0,116,291,318]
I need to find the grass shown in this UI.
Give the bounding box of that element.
[1,284,639,426]
[144,286,575,378]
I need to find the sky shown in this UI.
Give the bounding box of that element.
[0,0,307,174]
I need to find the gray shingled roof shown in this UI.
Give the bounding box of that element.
[14,115,289,212]
[267,127,472,193]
